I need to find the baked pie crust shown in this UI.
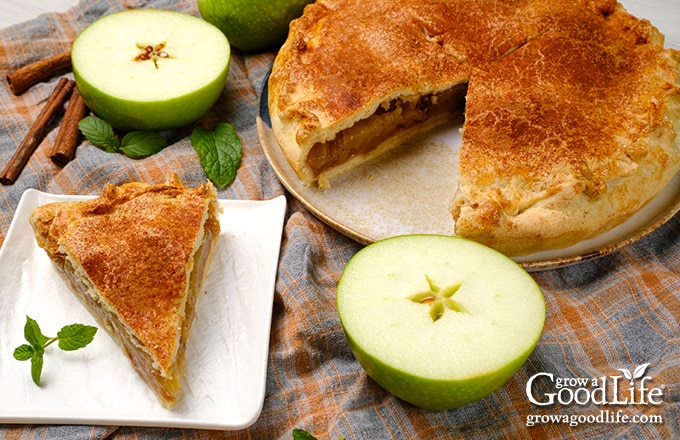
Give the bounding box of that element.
[268,0,680,255]
[29,174,221,408]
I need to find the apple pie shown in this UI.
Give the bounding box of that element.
[268,0,680,255]
[28,174,221,408]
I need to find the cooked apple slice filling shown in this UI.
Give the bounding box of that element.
[306,83,467,178]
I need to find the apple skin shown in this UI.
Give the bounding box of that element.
[71,9,231,132]
[73,72,229,132]
[336,234,545,410]
[197,0,314,53]
[343,328,537,410]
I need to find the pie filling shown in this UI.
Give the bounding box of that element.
[306,83,467,177]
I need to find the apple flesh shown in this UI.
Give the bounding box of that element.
[71,9,231,131]
[336,234,545,410]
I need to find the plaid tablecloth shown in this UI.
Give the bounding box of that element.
[1,0,679,438]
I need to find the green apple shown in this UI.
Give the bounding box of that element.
[71,9,230,131]
[197,0,314,53]
[336,235,545,410]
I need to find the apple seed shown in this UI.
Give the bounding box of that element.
[134,42,170,69]
[408,275,464,322]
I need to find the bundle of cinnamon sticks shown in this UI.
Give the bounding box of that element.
[1,51,87,185]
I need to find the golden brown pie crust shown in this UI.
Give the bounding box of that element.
[29,174,221,407]
[452,8,680,254]
[268,0,680,256]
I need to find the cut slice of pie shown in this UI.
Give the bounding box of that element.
[28,173,221,408]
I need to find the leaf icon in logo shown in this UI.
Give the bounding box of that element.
[633,363,650,380]
[618,368,632,382]
[618,363,650,385]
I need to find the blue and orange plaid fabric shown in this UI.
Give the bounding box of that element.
[0,0,678,438]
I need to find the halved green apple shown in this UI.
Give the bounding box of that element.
[71,9,231,131]
[337,234,545,410]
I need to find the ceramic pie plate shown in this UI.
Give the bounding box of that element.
[258,115,680,271]
[0,190,286,429]
[257,0,680,271]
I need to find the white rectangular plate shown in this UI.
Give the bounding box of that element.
[0,190,286,430]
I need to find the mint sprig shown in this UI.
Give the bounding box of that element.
[190,122,242,187]
[13,316,97,386]
[78,115,167,158]
[78,115,243,187]
[292,429,345,440]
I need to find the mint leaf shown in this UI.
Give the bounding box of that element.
[24,316,49,347]
[14,316,97,386]
[292,429,345,440]
[292,429,319,440]
[13,344,35,361]
[30,351,44,386]
[57,323,98,351]
[78,115,120,153]
[120,131,168,159]
[190,123,242,187]
[79,116,167,159]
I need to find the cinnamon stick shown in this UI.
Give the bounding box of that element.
[6,51,71,95]
[50,87,88,167]
[0,78,75,185]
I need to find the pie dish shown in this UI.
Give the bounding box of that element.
[258,104,680,270]
[267,0,680,256]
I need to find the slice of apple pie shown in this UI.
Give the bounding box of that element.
[28,173,221,408]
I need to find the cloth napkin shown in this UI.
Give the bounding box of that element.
[0,0,678,438]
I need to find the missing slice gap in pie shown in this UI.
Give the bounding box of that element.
[28,173,221,408]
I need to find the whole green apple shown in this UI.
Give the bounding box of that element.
[71,9,230,132]
[336,234,545,410]
[197,0,314,53]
